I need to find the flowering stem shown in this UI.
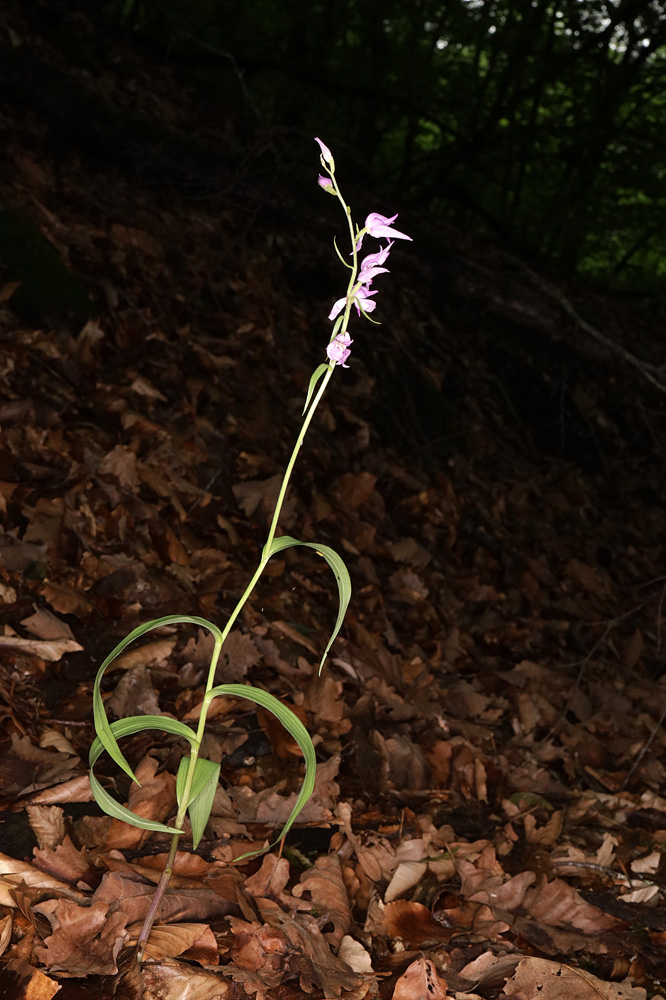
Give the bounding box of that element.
[135,361,336,962]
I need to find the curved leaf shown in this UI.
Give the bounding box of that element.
[177,756,221,849]
[263,536,351,671]
[92,615,223,784]
[89,715,197,834]
[204,684,317,860]
[303,363,331,415]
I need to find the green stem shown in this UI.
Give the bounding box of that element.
[136,160,359,961]
[135,360,336,962]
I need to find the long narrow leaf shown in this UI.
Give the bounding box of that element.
[92,615,223,784]
[263,536,351,670]
[89,715,197,834]
[302,363,330,416]
[177,757,221,849]
[205,684,317,860]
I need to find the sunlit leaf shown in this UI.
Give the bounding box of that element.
[204,684,317,860]
[89,716,197,834]
[262,536,351,670]
[92,615,223,784]
[176,756,221,849]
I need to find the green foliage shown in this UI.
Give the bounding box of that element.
[89,615,319,854]
[262,536,352,671]
[105,0,666,290]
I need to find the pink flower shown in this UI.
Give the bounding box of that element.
[352,286,378,315]
[328,296,347,321]
[357,265,388,285]
[364,213,412,242]
[327,332,353,367]
[360,242,393,269]
[315,137,334,166]
[328,286,378,321]
[318,174,335,193]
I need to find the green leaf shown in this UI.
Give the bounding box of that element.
[204,684,317,861]
[263,536,351,671]
[177,756,221,849]
[92,615,223,785]
[333,235,353,269]
[303,363,330,416]
[89,715,198,834]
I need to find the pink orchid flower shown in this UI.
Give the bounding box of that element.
[364,212,412,241]
[327,332,353,367]
[328,286,378,321]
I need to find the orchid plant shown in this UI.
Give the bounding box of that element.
[89,138,411,961]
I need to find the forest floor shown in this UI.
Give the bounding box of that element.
[2,5,666,999]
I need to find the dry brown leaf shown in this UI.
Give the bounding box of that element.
[34,898,128,975]
[0,915,12,959]
[337,934,374,973]
[98,444,139,490]
[26,806,65,851]
[292,854,351,948]
[32,836,97,890]
[29,775,95,805]
[126,921,215,962]
[8,964,61,1000]
[140,959,230,999]
[523,809,563,845]
[92,871,236,924]
[256,703,307,759]
[20,607,76,641]
[244,853,291,903]
[502,957,653,998]
[384,900,455,945]
[112,637,177,671]
[384,861,427,903]
[523,877,619,932]
[106,664,161,718]
[229,914,361,999]
[0,634,82,661]
[392,956,449,999]
[214,629,262,682]
[0,852,86,907]
[105,755,176,850]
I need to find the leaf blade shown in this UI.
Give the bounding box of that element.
[92,616,223,784]
[205,684,317,860]
[89,715,197,834]
[263,536,351,670]
[303,363,331,415]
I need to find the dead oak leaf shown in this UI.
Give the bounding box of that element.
[106,664,161,718]
[139,959,231,999]
[32,835,98,890]
[392,956,449,1000]
[92,871,237,925]
[20,606,75,641]
[126,921,217,964]
[105,754,176,850]
[0,734,79,796]
[244,854,294,910]
[229,914,361,999]
[34,898,128,976]
[523,877,620,933]
[502,956,653,999]
[292,854,351,948]
[98,444,139,491]
[0,852,85,908]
